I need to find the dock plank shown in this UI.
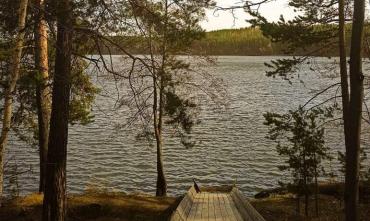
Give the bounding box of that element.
[170,186,265,221]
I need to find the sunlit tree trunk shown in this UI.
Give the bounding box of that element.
[345,0,365,220]
[34,0,51,193]
[42,0,72,219]
[155,74,167,196]
[155,0,169,197]
[0,0,28,202]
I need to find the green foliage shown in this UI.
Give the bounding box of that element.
[264,57,303,82]
[69,59,100,125]
[193,28,276,55]
[164,88,198,147]
[246,0,356,79]
[0,0,20,34]
[98,25,366,56]
[123,0,215,150]
[264,107,333,197]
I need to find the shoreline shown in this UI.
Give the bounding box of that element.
[1,183,369,221]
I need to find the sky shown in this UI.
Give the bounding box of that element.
[201,0,294,31]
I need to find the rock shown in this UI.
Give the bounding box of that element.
[255,191,270,199]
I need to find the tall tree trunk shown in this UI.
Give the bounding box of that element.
[155,0,168,197]
[345,0,365,220]
[155,128,166,197]
[42,0,72,220]
[338,0,350,208]
[155,78,167,197]
[34,0,51,193]
[0,0,29,202]
[339,0,350,146]
[153,72,166,196]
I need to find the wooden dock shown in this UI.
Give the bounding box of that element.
[170,186,266,221]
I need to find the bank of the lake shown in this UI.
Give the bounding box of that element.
[1,187,369,221]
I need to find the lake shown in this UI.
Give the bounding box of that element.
[4,56,369,197]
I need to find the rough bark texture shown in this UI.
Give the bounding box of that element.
[339,0,350,139]
[0,0,29,202]
[154,0,168,197]
[155,82,167,197]
[153,73,167,197]
[34,0,51,193]
[42,0,72,220]
[155,133,167,197]
[345,0,365,220]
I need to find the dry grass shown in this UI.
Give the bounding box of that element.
[1,190,369,221]
[0,191,179,221]
[251,194,370,221]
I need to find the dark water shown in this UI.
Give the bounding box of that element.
[4,56,369,197]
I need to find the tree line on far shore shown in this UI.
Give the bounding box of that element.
[100,25,370,56]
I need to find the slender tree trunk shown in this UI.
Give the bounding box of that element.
[156,75,167,197]
[0,0,28,202]
[345,0,365,220]
[153,74,167,196]
[314,162,319,217]
[34,0,51,193]
[339,0,350,148]
[155,0,168,197]
[155,127,166,196]
[42,0,72,220]
[338,0,350,208]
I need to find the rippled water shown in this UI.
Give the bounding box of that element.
[4,56,370,197]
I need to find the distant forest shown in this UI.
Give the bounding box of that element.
[100,27,366,56]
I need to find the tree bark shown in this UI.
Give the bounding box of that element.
[42,0,72,220]
[314,161,319,217]
[155,128,167,196]
[34,0,51,194]
[155,0,168,197]
[155,79,167,197]
[153,71,167,197]
[0,0,29,202]
[345,0,365,220]
[338,0,349,116]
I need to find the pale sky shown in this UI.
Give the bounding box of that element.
[201,0,295,31]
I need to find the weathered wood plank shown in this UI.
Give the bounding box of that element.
[231,188,266,221]
[170,185,265,221]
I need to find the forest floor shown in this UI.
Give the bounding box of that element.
[0,189,369,221]
[251,194,370,221]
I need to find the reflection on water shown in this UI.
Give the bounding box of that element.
[4,56,369,197]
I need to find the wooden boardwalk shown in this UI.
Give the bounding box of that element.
[170,186,266,221]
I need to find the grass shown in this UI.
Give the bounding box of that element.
[251,194,370,221]
[0,190,179,221]
[1,188,369,221]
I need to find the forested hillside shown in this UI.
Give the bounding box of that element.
[193,28,279,55]
[105,27,366,56]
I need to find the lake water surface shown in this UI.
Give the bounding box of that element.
[5,56,370,197]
